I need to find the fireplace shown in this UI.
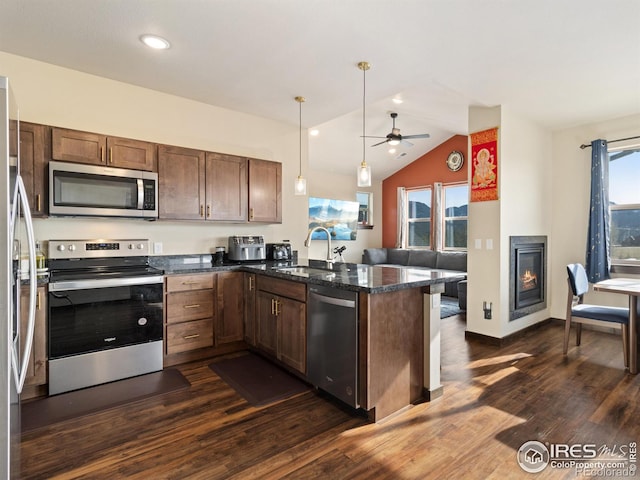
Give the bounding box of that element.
[510,236,547,320]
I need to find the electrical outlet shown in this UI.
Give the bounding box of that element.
[153,242,163,254]
[483,301,492,319]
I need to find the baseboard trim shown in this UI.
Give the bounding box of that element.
[464,318,553,347]
[421,386,444,402]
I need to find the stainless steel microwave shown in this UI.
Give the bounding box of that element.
[49,160,158,219]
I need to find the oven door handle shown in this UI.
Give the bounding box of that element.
[49,275,164,292]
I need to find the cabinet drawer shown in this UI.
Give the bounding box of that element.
[166,290,214,323]
[166,319,214,354]
[166,273,215,292]
[256,276,306,302]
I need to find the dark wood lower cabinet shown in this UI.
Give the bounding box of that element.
[255,277,306,375]
[215,271,245,345]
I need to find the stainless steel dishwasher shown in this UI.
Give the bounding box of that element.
[307,284,359,408]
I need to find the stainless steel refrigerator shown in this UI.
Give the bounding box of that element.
[0,76,37,479]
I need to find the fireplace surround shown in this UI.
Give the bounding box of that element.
[510,236,547,320]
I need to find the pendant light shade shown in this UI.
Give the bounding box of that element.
[357,61,372,187]
[294,96,307,196]
[358,160,371,187]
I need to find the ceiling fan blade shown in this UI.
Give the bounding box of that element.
[370,139,389,147]
[361,135,387,139]
[400,139,414,147]
[402,134,430,140]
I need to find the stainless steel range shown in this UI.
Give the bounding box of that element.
[47,239,164,395]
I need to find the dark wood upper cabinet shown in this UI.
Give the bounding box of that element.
[205,152,248,222]
[52,127,156,171]
[248,158,282,223]
[106,136,156,171]
[11,122,48,217]
[158,145,205,220]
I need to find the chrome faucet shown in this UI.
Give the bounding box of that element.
[304,226,333,268]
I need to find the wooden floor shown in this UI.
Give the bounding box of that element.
[21,315,640,479]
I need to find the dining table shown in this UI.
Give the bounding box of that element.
[593,277,640,374]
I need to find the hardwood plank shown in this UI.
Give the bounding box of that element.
[21,314,640,479]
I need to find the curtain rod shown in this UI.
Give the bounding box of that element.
[579,135,640,149]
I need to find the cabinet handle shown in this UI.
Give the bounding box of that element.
[184,304,201,309]
[248,276,254,291]
[275,300,282,316]
[36,291,40,311]
[100,146,104,163]
[206,205,211,218]
[249,208,254,220]
[109,147,113,164]
[36,194,41,212]
[271,298,275,315]
[200,205,204,217]
[183,334,200,340]
[181,281,199,285]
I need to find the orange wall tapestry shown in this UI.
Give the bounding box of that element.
[470,127,498,202]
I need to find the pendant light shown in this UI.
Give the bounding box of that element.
[294,96,307,195]
[357,61,372,187]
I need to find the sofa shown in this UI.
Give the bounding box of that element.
[362,248,467,309]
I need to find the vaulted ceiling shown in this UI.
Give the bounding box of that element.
[1,0,639,180]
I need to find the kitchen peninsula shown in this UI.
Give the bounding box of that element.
[250,261,465,421]
[162,257,466,422]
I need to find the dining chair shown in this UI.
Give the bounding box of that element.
[564,263,629,366]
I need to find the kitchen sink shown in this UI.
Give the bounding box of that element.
[276,266,336,278]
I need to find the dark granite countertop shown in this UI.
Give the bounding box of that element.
[240,259,466,294]
[35,253,465,294]
[159,256,465,294]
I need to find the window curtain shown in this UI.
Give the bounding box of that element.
[585,139,610,282]
[433,182,443,251]
[396,187,407,248]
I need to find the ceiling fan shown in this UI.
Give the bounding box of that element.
[365,112,430,147]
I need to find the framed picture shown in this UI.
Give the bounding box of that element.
[308,197,359,241]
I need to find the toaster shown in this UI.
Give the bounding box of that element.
[266,243,293,261]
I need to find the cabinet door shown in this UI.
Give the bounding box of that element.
[256,291,277,357]
[17,122,47,217]
[215,271,244,345]
[248,158,282,223]
[244,273,256,346]
[158,145,205,220]
[277,297,306,374]
[106,136,156,171]
[52,127,106,165]
[20,286,47,387]
[205,153,248,221]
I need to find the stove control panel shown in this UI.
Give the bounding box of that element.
[49,239,151,259]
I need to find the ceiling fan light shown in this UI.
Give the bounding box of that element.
[388,139,400,146]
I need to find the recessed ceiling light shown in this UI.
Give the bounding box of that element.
[388,148,396,154]
[309,129,319,136]
[392,98,403,104]
[140,34,171,50]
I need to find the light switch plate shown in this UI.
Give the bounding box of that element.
[153,242,163,254]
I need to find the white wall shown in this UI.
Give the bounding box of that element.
[305,168,382,264]
[550,113,640,316]
[2,51,383,262]
[0,51,312,256]
[466,105,553,338]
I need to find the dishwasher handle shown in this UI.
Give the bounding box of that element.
[309,290,356,308]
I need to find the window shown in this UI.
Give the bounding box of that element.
[357,191,373,228]
[407,188,431,247]
[443,184,468,249]
[609,147,640,265]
